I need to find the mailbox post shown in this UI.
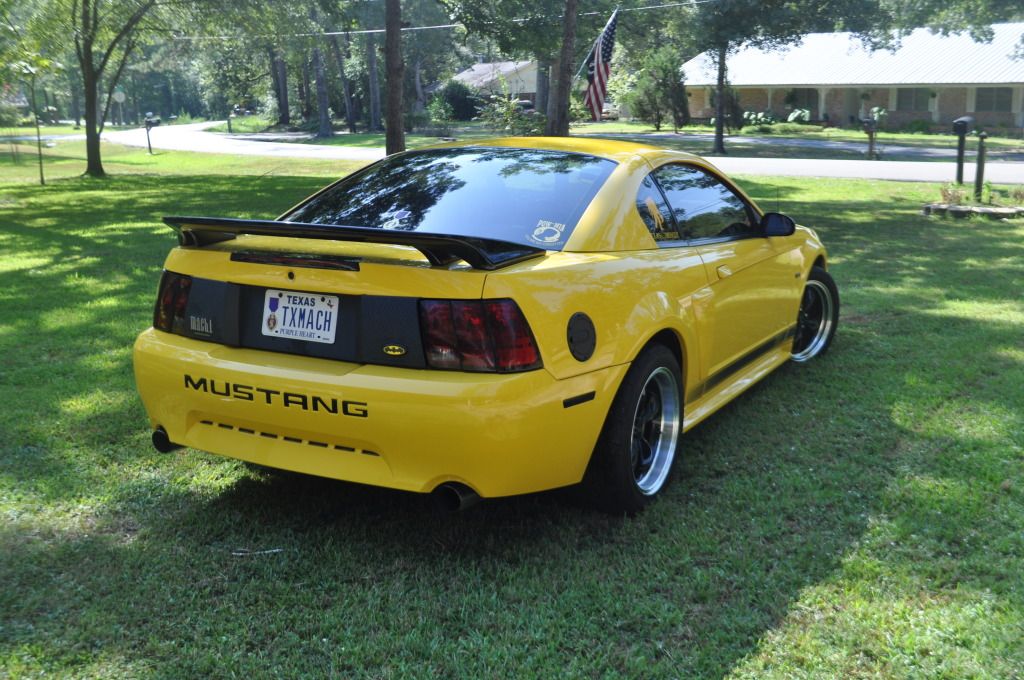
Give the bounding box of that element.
[952,116,973,185]
[974,131,988,202]
[861,117,878,159]
[144,116,160,155]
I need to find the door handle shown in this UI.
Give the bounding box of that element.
[716,265,733,279]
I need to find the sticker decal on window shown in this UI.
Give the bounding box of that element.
[528,220,566,245]
[380,209,411,230]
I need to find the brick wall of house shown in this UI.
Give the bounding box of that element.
[738,89,769,113]
[886,109,933,127]
[939,87,968,124]
[824,90,845,125]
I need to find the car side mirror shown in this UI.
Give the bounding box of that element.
[761,212,796,237]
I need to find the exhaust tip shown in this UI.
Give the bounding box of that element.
[152,427,182,453]
[432,482,481,512]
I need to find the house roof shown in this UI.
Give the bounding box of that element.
[682,23,1024,87]
[452,60,534,90]
[0,91,29,108]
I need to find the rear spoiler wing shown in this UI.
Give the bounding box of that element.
[163,216,546,271]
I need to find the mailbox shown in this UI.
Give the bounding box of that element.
[952,116,973,136]
[860,117,877,133]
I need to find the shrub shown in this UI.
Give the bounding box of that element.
[435,81,481,121]
[616,47,690,131]
[787,108,810,123]
[939,184,966,205]
[743,110,775,127]
[0,104,19,128]
[903,119,932,134]
[1011,186,1024,204]
[476,94,544,135]
[427,97,454,135]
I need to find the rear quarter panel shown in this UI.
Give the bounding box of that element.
[483,249,710,396]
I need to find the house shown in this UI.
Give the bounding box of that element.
[0,87,30,115]
[452,60,538,102]
[681,23,1024,130]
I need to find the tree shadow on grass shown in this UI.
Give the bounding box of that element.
[2,174,1022,676]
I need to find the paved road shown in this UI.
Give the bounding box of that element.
[106,122,385,162]
[595,130,1024,161]
[709,156,1022,183]
[103,121,1023,183]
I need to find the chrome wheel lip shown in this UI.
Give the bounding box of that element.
[630,366,681,495]
[791,279,834,362]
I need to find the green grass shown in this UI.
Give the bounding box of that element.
[206,114,275,134]
[1,124,85,138]
[0,156,1022,677]
[0,138,366,183]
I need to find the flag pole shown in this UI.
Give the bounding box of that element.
[570,8,618,87]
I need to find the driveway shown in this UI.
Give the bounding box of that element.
[104,121,1024,183]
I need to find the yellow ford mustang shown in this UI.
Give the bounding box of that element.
[133,137,839,513]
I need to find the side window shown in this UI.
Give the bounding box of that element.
[635,175,680,241]
[653,164,756,240]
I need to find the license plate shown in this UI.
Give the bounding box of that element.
[261,288,339,344]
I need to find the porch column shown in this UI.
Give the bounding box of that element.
[1013,85,1023,128]
[929,90,940,123]
[818,87,829,121]
[766,87,774,115]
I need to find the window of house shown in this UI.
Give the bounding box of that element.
[896,88,931,111]
[975,87,1012,113]
[787,88,819,112]
[651,164,756,241]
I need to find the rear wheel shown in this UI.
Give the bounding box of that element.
[582,344,682,514]
[792,267,839,362]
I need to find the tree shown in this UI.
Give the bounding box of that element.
[877,0,1023,39]
[544,0,577,136]
[616,46,689,132]
[15,56,59,185]
[69,0,162,177]
[440,0,616,136]
[383,0,403,154]
[1,3,60,185]
[686,0,882,154]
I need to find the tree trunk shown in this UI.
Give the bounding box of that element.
[69,77,81,127]
[312,45,332,138]
[413,57,425,113]
[299,56,312,121]
[713,43,728,154]
[131,73,141,125]
[535,58,550,117]
[82,60,105,177]
[366,35,382,131]
[276,56,290,125]
[268,46,289,125]
[545,0,579,136]
[328,33,356,133]
[29,76,44,185]
[383,0,405,154]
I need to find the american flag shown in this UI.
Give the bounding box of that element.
[583,10,618,121]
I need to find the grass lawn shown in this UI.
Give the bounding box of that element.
[0,139,365,184]
[206,115,274,134]
[0,153,1022,677]
[1,124,84,138]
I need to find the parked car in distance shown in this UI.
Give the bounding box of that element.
[134,137,839,513]
[601,102,621,120]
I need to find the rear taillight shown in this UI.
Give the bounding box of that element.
[419,299,542,373]
[153,271,192,333]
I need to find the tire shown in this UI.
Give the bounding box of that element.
[791,266,840,362]
[582,344,682,514]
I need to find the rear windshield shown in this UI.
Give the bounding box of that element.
[283,147,617,251]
